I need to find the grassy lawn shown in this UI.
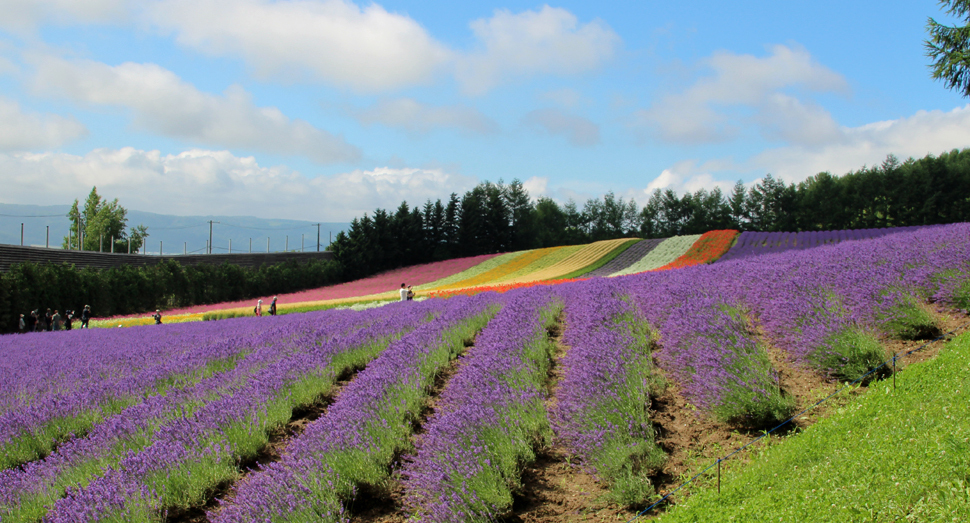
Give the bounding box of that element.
[654,328,970,523]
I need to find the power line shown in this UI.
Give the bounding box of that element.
[220,222,318,232]
[0,213,65,218]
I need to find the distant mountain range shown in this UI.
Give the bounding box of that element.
[0,203,349,255]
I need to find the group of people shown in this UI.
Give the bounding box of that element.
[400,283,415,302]
[254,296,278,317]
[19,305,92,333]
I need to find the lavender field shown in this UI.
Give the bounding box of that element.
[1,224,969,522]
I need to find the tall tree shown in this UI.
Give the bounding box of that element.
[926,0,970,97]
[64,187,147,252]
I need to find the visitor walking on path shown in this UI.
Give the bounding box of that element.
[407,285,415,301]
[152,310,163,325]
[80,305,92,329]
[269,296,277,316]
[400,283,408,302]
[52,310,63,331]
[44,309,53,331]
[18,314,25,334]
[64,310,73,331]
[255,299,263,317]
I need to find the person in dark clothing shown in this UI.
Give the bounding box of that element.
[44,309,53,332]
[52,310,63,331]
[64,310,73,331]
[152,310,162,325]
[28,310,38,332]
[269,296,278,316]
[80,305,92,329]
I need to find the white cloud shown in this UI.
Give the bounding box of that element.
[29,56,360,163]
[540,87,583,108]
[0,96,87,151]
[147,0,451,92]
[635,44,848,144]
[752,104,970,182]
[643,159,737,195]
[522,176,549,199]
[457,6,619,95]
[522,108,600,147]
[352,98,498,135]
[0,147,478,220]
[0,0,130,33]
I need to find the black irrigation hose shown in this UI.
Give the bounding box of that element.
[627,317,970,523]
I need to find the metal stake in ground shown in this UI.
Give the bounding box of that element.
[717,458,721,494]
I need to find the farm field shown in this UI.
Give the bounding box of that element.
[2,223,969,521]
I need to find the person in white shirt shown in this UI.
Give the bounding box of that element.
[400,283,408,302]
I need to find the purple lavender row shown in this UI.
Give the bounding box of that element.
[730,223,970,375]
[401,287,560,522]
[717,225,941,262]
[618,266,792,426]
[40,300,444,523]
[211,293,499,522]
[551,278,665,503]
[0,319,276,469]
[0,307,387,522]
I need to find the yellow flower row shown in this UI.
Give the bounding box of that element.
[503,238,636,284]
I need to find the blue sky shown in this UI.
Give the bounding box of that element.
[0,0,967,221]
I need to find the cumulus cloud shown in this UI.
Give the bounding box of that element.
[0,147,478,220]
[0,0,130,32]
[752,104,970,182]
[352,98,498,135]
[635,44,848,144]
[522,108,600,147]
[147,0,451,92]
[0,96,87,151]
[29,55,360,163]
[540,87,583,108]
[457,6,619,95]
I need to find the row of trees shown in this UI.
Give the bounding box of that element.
[333,149,970,278]
[0,258,342,333]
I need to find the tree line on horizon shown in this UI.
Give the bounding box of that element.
[332,148,970,279]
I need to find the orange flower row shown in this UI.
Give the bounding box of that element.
[653,230,739,272]
[428,277,589,298]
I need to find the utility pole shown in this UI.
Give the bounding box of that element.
[20,223,23,246]
[312,223,321,252]
[229,239,232,254]
[160,241,163,256]
[208,220,220,254]
[285,235,289,252]
[128,236,131,254]
[184,242,186,255]
[99,235,103,252]
[46,226,49,248]
[249,238,252,253]
[266,237,270,253]
[301,233,304,252]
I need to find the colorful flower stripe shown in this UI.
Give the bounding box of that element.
[653,230,738,271]
[401,287,560,522]
[431,247,562,291]
[609,234,702,276]
[552,279,665,502]
[131,253,499,317]
[211,293,499,522]
[415,250,525,290]
[42,301,446,522]
[0,308,378,521]
[503,238,636,284]
[426,277,586,298]
[582,237,665,278]
[90,312,207,328]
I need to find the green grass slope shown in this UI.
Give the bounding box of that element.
[657,329,970,523]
